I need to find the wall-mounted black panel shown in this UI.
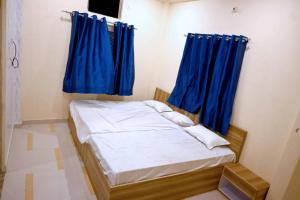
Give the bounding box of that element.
[88,0,121,18]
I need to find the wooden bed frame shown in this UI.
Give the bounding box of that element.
[68,88,247,200]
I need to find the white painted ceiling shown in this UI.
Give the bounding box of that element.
[158,0,198,4]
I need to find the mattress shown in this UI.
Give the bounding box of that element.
[70,100,235,186]
[89,130,235,186]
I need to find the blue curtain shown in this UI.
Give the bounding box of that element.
[168,34,248,135]
[63,12,115,94]
[113,22,135,95]
[168,34,217,113]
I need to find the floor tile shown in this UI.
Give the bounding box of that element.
[2,123,96,200]
[2,171,26,200]
[34,170,70,200]
[33,134,59,150]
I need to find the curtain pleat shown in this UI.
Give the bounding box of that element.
[200,35,248,134]
[63,12,115,94]
[168,34,248,135]
[113,22,135,96]
[168,33,196,109]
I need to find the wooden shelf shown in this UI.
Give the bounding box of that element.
[218,163,270,200]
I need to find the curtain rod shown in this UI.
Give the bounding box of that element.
[184,34,250,50]
[61,10,137,30]
[184,34,250,42]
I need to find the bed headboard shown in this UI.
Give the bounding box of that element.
[153,88,247,162]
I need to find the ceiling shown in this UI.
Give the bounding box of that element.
[158,0,199,4]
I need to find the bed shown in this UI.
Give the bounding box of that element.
[68,88,247,200]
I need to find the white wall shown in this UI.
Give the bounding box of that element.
[21,0,168,120]
[149,0,300,199]
[269,110,300,200]
[283,157,300,200]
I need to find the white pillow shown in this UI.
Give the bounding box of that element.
[184,125,230,149]
[144,100,173,113]
[161,111,195,127]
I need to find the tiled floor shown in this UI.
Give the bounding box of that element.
[1,123,227,200]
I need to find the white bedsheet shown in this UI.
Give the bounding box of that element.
[70,100,235,186]
[70,100,178,143]
[89,130,235,186]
